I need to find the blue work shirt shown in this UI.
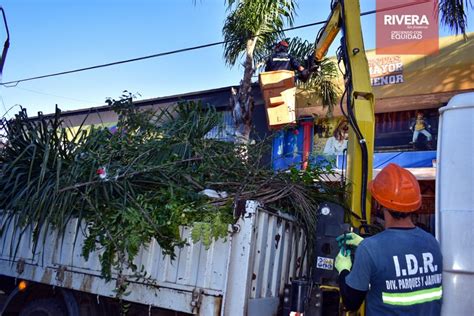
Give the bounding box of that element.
[265,52,301,72]
[346,227,443,315]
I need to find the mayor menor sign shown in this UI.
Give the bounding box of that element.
[369,56,404,87]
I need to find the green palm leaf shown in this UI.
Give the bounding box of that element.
[438,0,472,37]
[1,94,346,298]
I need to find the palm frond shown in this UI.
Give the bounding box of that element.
[288,37,341,111]
[438,0,472,37]
[222,0,297,67]
[0,95,346,291]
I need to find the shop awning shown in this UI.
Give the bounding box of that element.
[282,151,438,180]
[325,167,436,182]
[373,151,436,169]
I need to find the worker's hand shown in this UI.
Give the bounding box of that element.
[335,249,352,273]
[299,69,310,83]
[336,232,364,247]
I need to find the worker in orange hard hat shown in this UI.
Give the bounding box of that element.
[276,40,289,48]
[334,163,443,315]
[265,39,309,81]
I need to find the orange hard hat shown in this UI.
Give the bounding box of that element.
[369,163,421,212]
[277,40,289,48]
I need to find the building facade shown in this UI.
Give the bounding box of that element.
[305,33,473,233]
[36,33,472,234]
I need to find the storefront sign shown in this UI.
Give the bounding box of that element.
[369,56,404,87]
[376,0,439,55]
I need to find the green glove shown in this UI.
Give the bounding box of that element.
[336,232,364,248]
[335,249,352,273]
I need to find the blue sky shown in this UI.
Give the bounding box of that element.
[0,0,471,117]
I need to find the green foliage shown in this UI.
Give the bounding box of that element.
[222,0,296,66]
[438,0,472,37]
[288,37,340,110]
[0,107,91,255]
[0,94,345,301]
[191,209,232,248]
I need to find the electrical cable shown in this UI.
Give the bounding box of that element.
[346,82,370,223]
[0,21,328,87]
[0,39,227,87]
[338,0,370,224]
[341,148,347,186]
[10,86,97,104]
[0,93,7,113]
[1,103,21,119]
[0,1,427,87]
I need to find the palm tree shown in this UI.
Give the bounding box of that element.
[222,0,297,143]
[438,0,472,37]
[222,0,471,143]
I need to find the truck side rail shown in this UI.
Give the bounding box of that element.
[0,201,306,315]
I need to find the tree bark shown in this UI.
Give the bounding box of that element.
[231,37,257,144]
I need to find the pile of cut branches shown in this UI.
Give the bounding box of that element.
[0,94,345,290]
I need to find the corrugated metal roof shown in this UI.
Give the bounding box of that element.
[35,83,264,119]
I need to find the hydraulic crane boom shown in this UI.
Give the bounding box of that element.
[314,0,375,229]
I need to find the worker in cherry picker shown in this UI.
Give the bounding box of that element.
[265,40,310,81]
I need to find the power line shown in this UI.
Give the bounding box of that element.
[0,20,328,87]
[0,94,7,113]
[0,103,21,119]
[0,1,426,87]
[1,39,229,87]
[10,86,98,104]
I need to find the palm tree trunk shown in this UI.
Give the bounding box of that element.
[231,37,257,144]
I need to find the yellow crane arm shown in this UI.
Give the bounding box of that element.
[314,0,375,229]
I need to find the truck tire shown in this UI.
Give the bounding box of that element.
[19,298,67,316]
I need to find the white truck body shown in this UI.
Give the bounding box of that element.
[436,92,474,315]
[0,201,306,315]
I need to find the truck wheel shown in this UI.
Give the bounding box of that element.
[19,298,67,316]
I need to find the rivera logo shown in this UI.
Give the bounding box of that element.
[384,14,430,25]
